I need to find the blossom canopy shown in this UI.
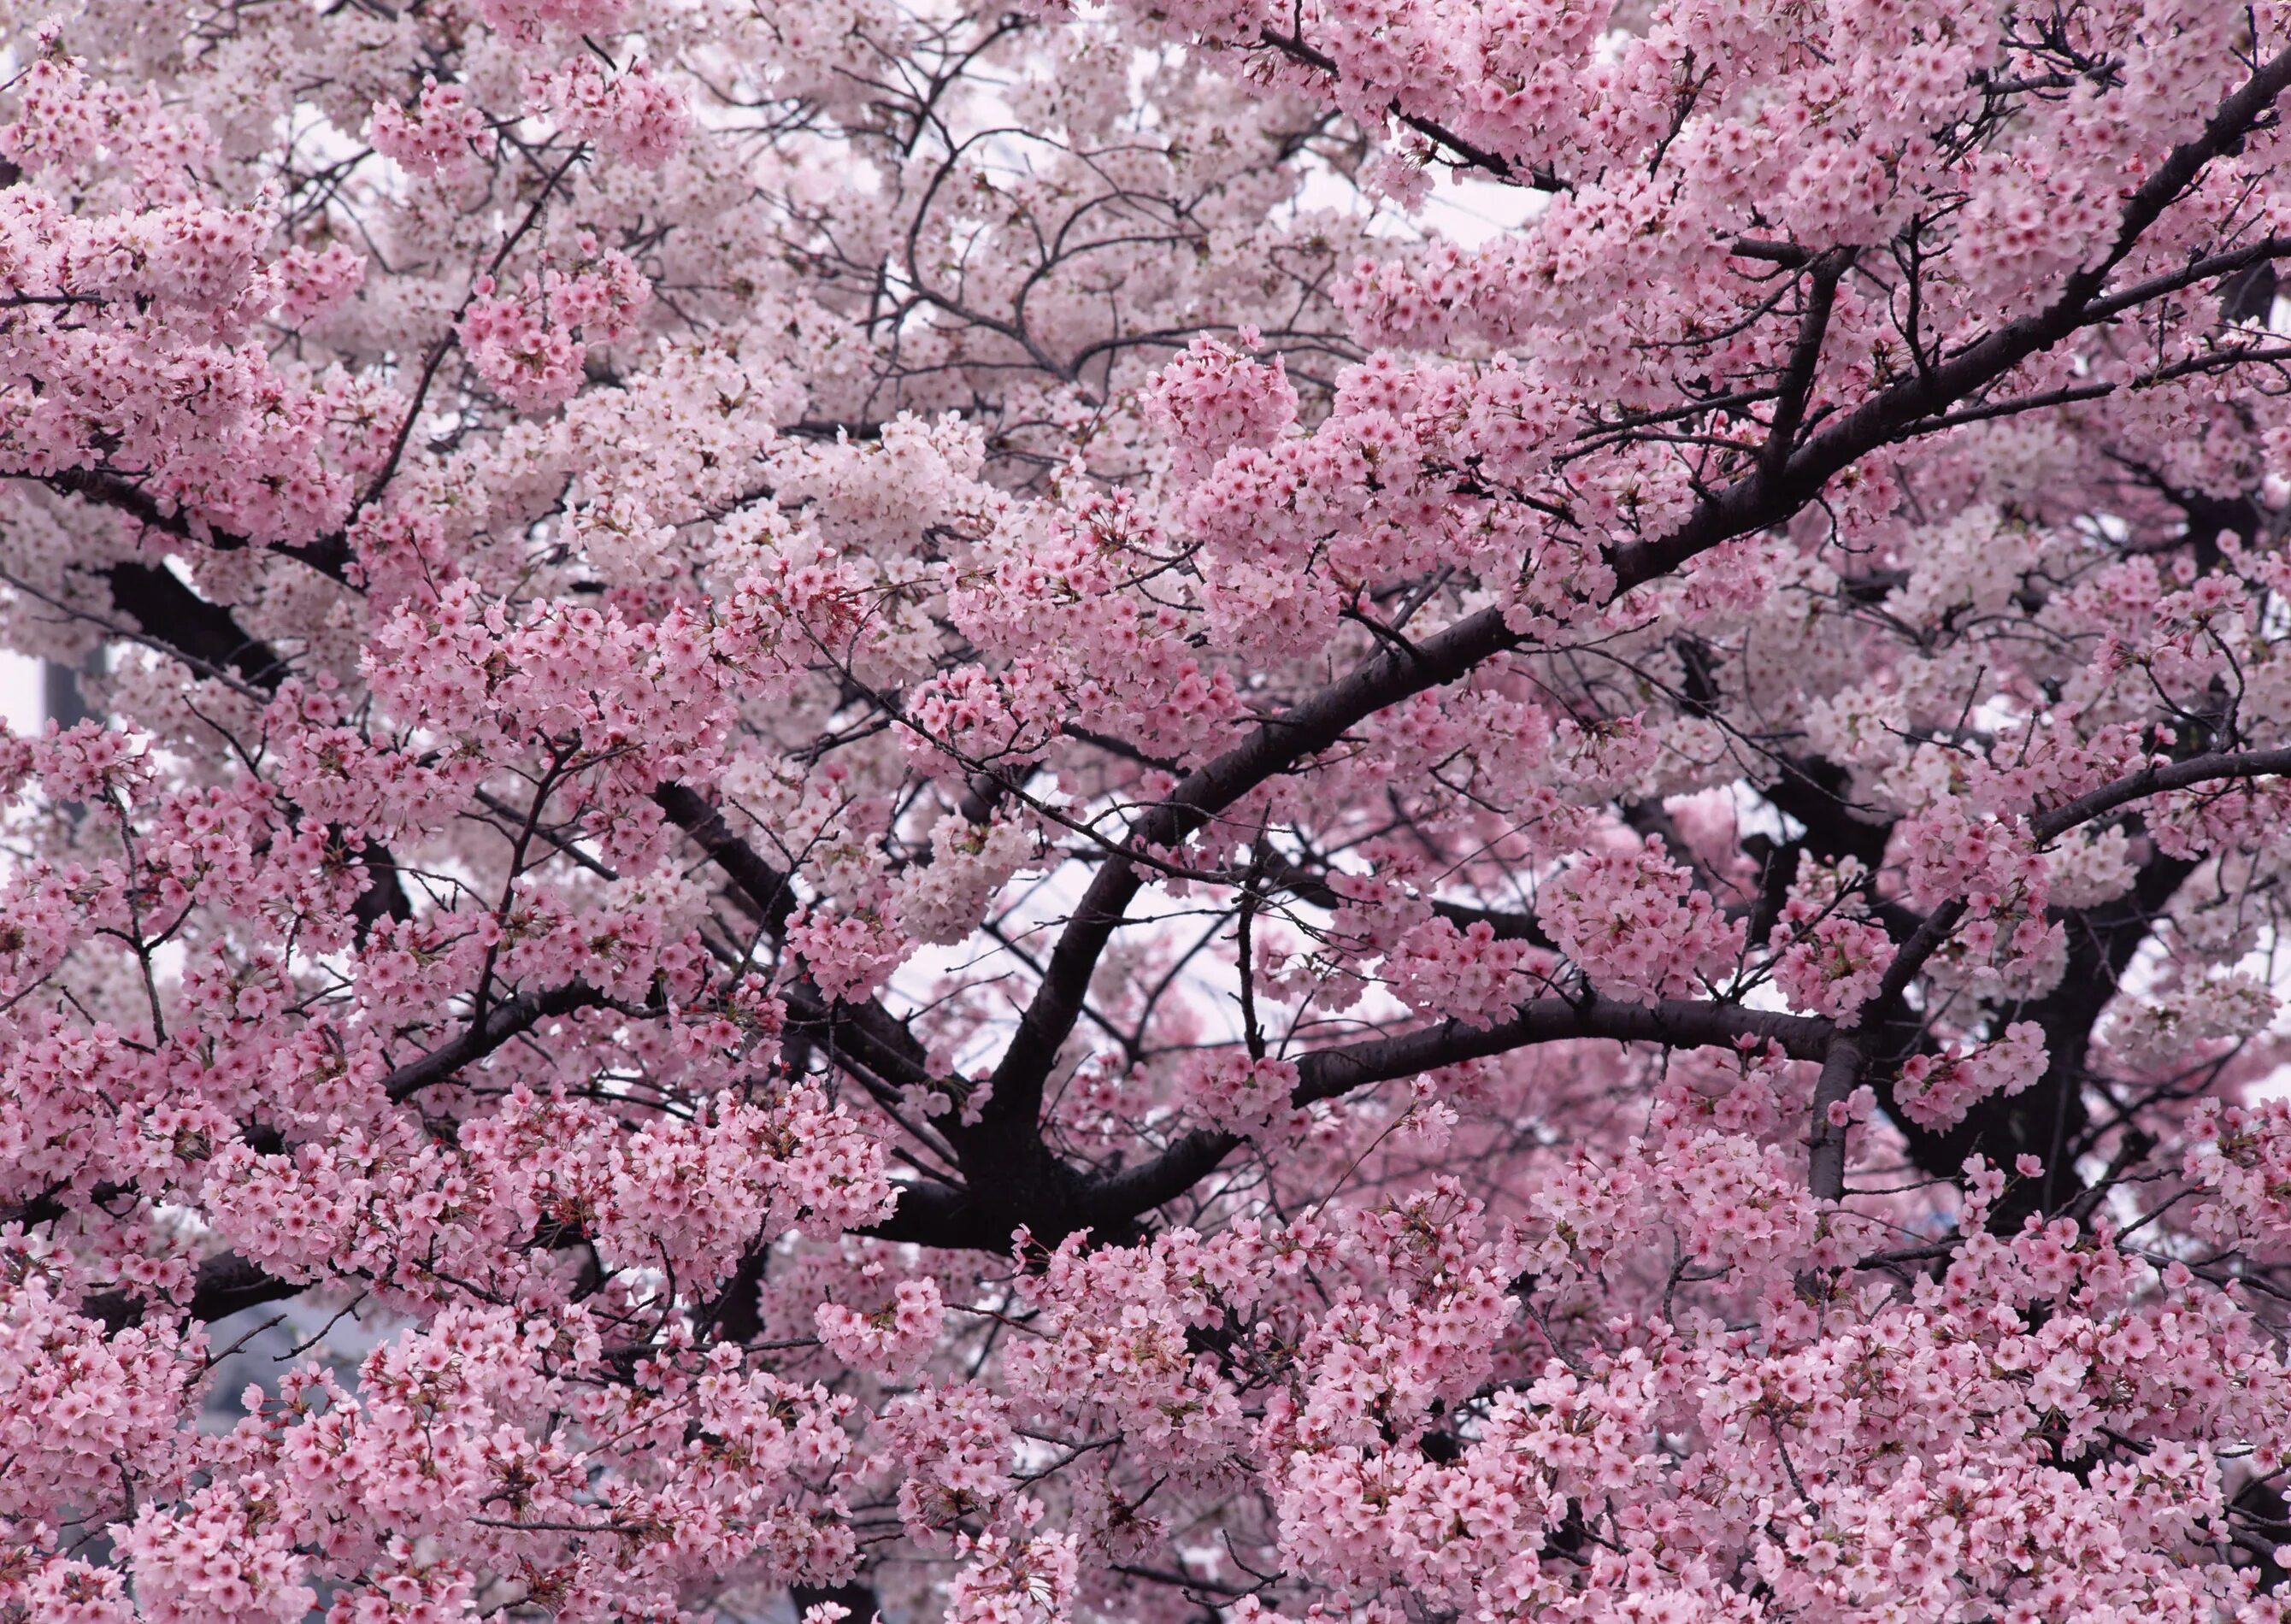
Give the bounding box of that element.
[9,0,2291,1621]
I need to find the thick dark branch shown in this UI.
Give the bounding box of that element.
[780,978,939,1095]
[651,781,799,933]
[649,781,935,1088]
[1065,996,1835,1245]
[1759,756,1893,868]
[384,980,607,1101]
[1295,994,1833,1104]
[2029,745,2291,841]
[982,603,1526,1133]
[92,562,412,933]
[1760,250,1851,484]
[1807,1035,1867,1202]
[1431,900,1554,944]
[104,562,292,691]
[48,468,354,583]
[83,1252,301,1333]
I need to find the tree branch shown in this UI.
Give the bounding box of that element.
[384,980,607,1102]
[46,468,354,584]
[986,42,2291,1162]
[1063,995,1835,1246]
[2028,745,2291,841]
[651,782,799,933]
[83,1252,302,1333]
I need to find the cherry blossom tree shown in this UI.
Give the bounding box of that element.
[14,0,2291,1618]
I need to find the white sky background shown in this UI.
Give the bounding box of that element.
[1,652,39,733]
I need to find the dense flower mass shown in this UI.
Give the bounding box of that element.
[9,0,2291,1620]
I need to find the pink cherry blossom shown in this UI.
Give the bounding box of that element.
[6,1,2291,1620]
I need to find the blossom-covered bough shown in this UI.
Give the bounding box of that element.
[13,0,2291,1618]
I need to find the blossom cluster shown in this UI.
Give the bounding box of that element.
[6,0,2291,1620]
